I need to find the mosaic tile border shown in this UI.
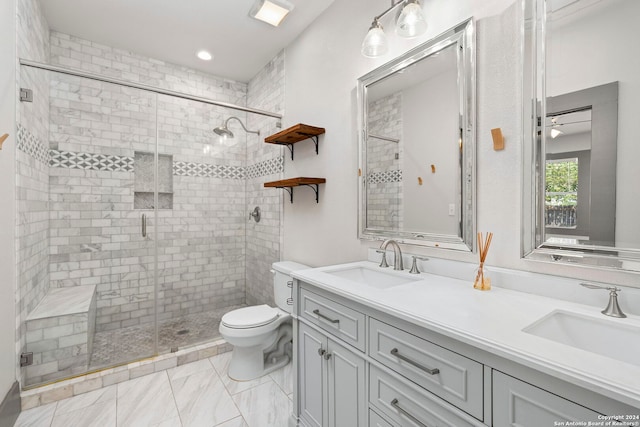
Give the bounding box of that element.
[246,156,284,179]
[49,150,134,172]
[16,124,50,165]
[19,124,283,181]
[173,161,245,180]
[367,170,403,184]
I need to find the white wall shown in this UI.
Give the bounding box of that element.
[402,70,458,233]
[0,0,17,399]
[282,0,640,287]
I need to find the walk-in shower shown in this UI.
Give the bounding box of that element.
[16,61,284,387]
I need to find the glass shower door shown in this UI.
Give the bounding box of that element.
[18,66,160,386]
[154,95,248,354]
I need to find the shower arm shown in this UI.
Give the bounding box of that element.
[225,116,260,136]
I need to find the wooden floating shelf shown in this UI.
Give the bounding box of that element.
[264,177,326,203]
[264,124,325,160]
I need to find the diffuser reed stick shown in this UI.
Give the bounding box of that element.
[474,232,493,290]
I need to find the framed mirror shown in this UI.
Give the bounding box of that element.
[523,0,640,270]
[357,19,476,251]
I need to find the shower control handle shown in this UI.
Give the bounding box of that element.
[141,214,147,238]
[249,206,261,223]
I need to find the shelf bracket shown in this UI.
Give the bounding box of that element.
[302,184,320,203]
[284,143,294,161]
[299,133,320,156]
[278,186,294,203]
[275,184,320,203]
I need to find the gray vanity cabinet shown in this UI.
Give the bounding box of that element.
[298,322,367,427]
[294,280,639,427]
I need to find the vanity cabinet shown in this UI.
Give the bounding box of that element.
[298,322,367,427]
[295,283,481,427]
[293,280,639,427]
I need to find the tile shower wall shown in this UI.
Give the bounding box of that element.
[47,73,157,335]
[47,32,252,335]
[367,92,403,230]
[155,94,247,325]
[47,31,284,332]
[16,0,51,386]
[49,32,245,104]
[245,51,285,307]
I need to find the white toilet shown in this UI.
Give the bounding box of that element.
[219,261,309,381]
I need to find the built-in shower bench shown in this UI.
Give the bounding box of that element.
[24,285,97,384]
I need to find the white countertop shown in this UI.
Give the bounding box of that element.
[293,261,640,409]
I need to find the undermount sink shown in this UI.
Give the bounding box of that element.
[324,265,421,289]
[523,310,640,367]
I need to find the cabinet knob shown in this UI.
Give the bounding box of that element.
[317,348,326,357]
[323,352,332,360]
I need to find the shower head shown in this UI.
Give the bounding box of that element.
[213,116,260,139]
[214,123,234,138]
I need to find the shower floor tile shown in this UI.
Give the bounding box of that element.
[90,305,245,369]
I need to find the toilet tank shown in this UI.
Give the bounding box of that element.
[272,261,309,312]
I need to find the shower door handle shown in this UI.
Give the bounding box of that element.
[141,214,147,238]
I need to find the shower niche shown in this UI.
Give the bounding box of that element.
[134,151,174,210]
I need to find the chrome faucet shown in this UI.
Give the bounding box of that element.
[380,239,403,271]
[580,282,627,318]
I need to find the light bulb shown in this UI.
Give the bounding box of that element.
[396,0,427,38]
[361,20,388,58]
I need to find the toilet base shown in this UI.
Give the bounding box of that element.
[227,345,291,381]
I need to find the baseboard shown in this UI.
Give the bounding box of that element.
[0,381,20,427]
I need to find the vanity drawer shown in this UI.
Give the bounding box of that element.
[369,318,483,419]
[369,365,483,427]
[300,287,366,351]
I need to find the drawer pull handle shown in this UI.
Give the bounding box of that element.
[390,398,430,427]
[313,309,340,324]
[318,348,326,357]
[390,348,440,375]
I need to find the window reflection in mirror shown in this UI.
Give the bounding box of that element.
[523,0,640,269]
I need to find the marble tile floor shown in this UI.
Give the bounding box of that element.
[90,305,245,368]
[15,351,293,427]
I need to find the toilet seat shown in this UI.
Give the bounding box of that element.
[221,305,280,329]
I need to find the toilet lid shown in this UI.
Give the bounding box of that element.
[221,305,279,329]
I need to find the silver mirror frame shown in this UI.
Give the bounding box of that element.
[521,0,636,271]
[357,19,476,251]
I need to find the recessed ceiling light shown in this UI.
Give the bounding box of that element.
[197,50,212,61]
[249,0,294,27]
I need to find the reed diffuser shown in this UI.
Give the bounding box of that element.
[473,232,493,291]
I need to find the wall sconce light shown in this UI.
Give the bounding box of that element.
[361,0,428,58]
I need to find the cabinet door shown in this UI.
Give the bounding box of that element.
[493,370,602,427]
[327,338,367,427]
[299,323,327,427]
